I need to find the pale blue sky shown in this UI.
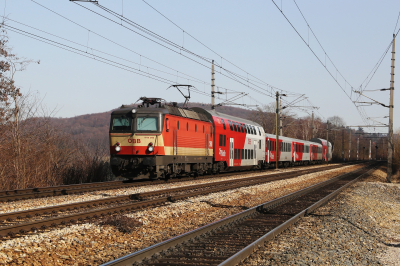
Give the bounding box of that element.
[3,0,399,133]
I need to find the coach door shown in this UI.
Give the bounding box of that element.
[254,140,257,165]
[293,143,296,162]
[229,138,234,166]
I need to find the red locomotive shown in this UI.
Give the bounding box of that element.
[109,97,332,179]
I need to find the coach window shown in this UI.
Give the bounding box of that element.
[177,121,180,130]
[233,122,237,132]
[203,125,204,133]
[228,120,233,131]
[234,149,237,159]
[242,149,244,159]
[195,124,197,132]
[221,119,226,130]
[236,122,242,133]
[224,135,226,146]
[251,149,254,159]
[210,126,213,137]
[258,127,261,136]
[238,149,241,160]
[259,140,261,149]
[186,122,189,131]
[242,124,246,133]
[219,134,223,146]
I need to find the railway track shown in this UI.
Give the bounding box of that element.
[0,163,354,238]
[0,162,359,202]
[101,162,378,266]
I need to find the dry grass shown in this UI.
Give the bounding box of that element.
[363,165,400,183]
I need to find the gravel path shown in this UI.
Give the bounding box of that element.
[240,166,400,266]
[0,164,362,265]
[0,164,342,214]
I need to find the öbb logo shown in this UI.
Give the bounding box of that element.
[128,139,141,143]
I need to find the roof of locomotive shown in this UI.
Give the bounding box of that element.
[191,107,263,128]
[111,104,210,123]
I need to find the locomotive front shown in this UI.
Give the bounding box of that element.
[109,98,167,178]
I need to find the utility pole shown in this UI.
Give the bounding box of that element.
[276,91,280,170]
[311,111,315,139]
[387,34,395,183]
[342,129,345,161]
[357,138,359,160]
[211,60,215,110]
[369,140,372,160]
[280,97,283,136]
[326,121,329,164]
[348,129,351,160]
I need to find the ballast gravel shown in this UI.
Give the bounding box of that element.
[0,164,342,214]
[0,164,370,265]
[239,166,400,266]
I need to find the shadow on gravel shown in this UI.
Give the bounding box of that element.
[98,214,143,233]
[200,200,249,210]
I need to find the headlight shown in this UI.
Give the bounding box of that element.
[148,146,154,152]
[115,146,121,152]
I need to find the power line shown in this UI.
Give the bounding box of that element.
[30,0,258,99]
[73,1,308,102]
[4,17,215,86]
[32,0,319,114]
[4,23,178,84]
[30,0,209,86]
[141,0,280,90]
[271,0,369,124]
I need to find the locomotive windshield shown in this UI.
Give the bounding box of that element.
[137,116,158,131]
[112,116,132,131]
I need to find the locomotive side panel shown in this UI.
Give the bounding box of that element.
[162,115,213,157]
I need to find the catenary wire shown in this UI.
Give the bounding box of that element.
[271,0,369,124]
[74,1,307,102]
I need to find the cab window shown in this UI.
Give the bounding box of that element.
[137,116,158,131]
[112,116,132,131]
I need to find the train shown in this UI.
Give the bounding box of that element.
[109,97,332,179]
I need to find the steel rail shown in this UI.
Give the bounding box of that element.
[0,162,358,202]
[100,162,377,266]
[219,164,377,266]
[0,163,354,238]
[0,164,346,225]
